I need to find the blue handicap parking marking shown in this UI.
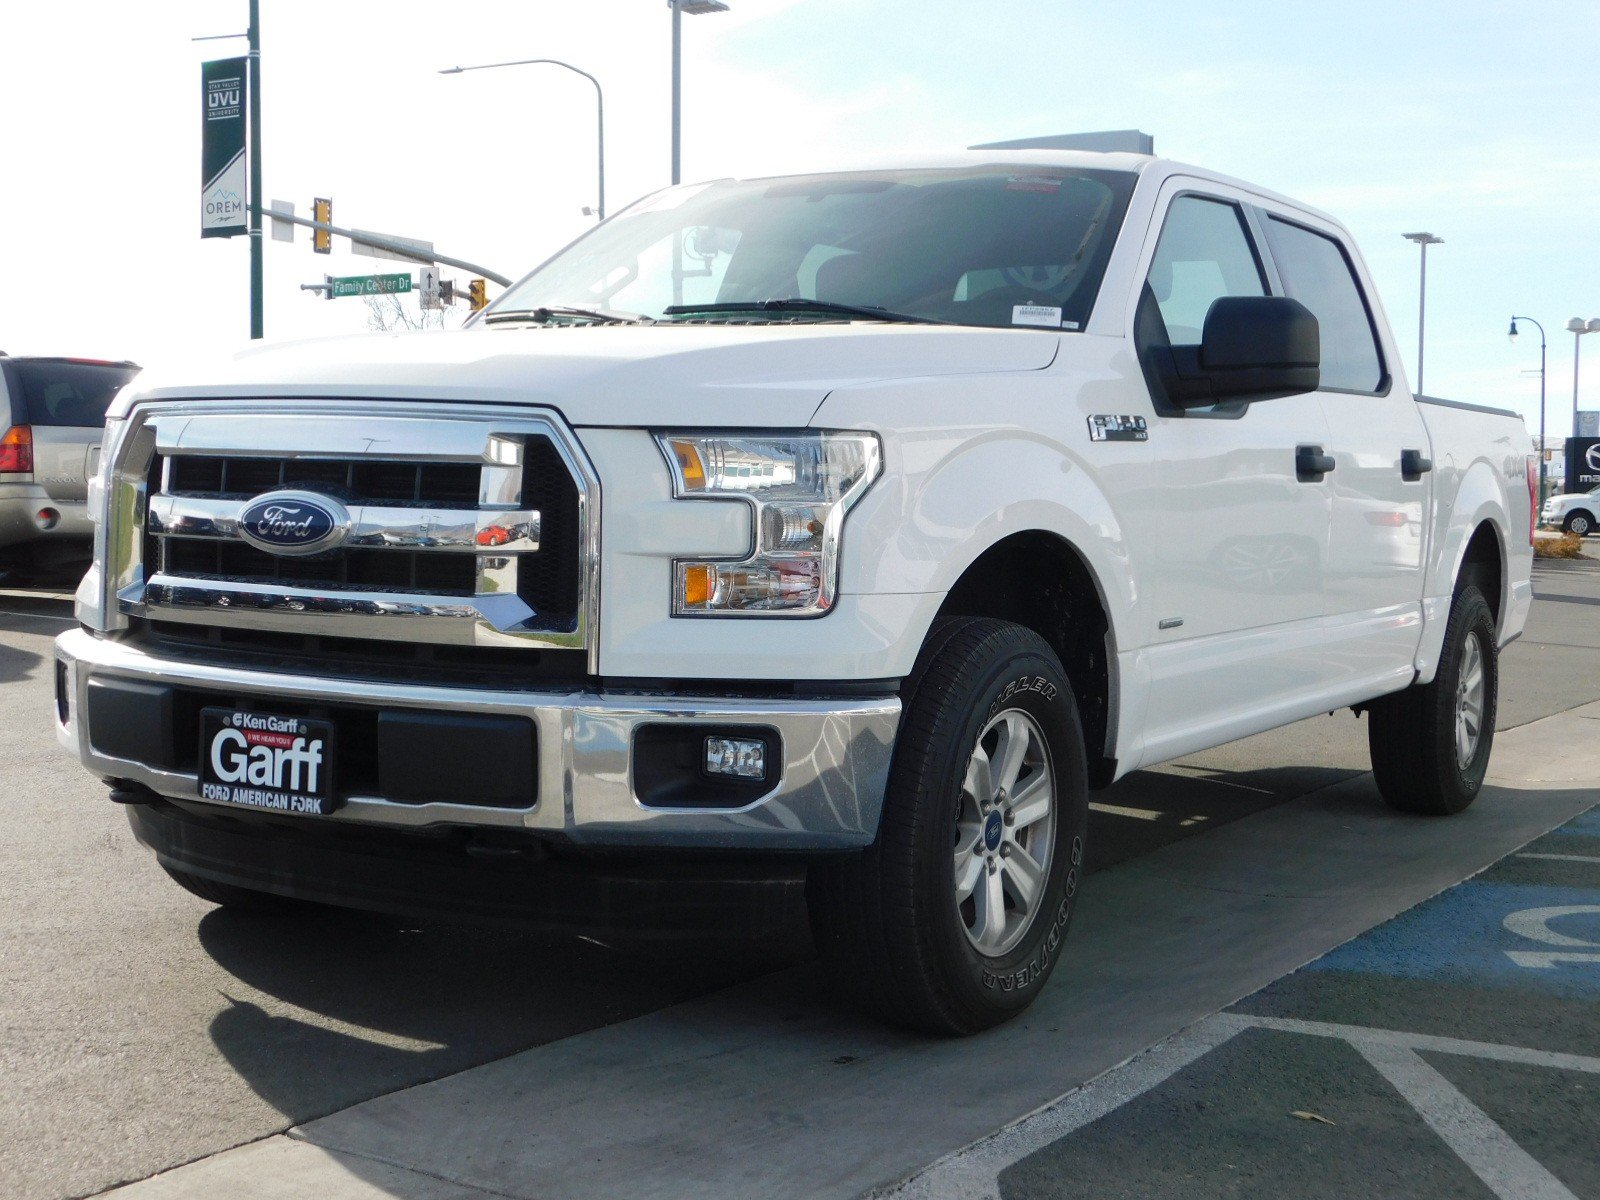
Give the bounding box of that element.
[1306,881,1600,1000]
[1548,808,1600,839]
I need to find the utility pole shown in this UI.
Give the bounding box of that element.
[248,0,264,339]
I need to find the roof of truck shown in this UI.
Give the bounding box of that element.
[695,147,1344,234]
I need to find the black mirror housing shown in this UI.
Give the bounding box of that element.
[1169,296,1320,407]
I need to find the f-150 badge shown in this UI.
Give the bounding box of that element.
[1087,414,1148,442]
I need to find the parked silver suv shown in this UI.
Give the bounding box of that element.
[0,355,139,579]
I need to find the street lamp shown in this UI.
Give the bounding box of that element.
[1567,317,1600,437]
[1402,232,1444,395]
[440,58,606,220]
[670,0,730,185]
[1509,316,1548,500]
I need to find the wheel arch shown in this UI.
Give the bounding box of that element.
[932,530,1120,788]
[1457,520,1504,630]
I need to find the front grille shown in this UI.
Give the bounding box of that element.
[163,538,477,596]
[120,409,592,655]
[167,456,481,508]
[518,439,581,625]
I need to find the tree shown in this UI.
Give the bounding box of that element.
[363,292,461,332]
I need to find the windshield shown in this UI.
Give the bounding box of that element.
[494,166,1137,330]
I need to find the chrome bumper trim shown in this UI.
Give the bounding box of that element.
[55,628,899,850]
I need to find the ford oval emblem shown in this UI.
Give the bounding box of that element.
[237,490,352,556]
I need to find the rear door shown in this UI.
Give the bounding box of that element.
[6,360,137,503]
[1256,212,1429,697]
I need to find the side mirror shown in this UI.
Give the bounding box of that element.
[1168,296,1320,406]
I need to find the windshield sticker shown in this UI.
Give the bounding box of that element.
[1013,304,1064,327]
[1087,414,1149,442]
[1005,176,1063,193]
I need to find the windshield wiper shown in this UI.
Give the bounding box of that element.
[662,299,947,325]
[484,305,655,326]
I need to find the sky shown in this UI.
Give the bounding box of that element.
[1,0,1596,443]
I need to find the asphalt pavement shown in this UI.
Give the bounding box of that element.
[2,557,1597,1199]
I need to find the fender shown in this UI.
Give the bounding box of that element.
[822,371,1137,756]
[1414,456,1510,685]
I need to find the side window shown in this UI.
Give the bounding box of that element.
[1144,196,1267,344]
[1264,218,1385,394]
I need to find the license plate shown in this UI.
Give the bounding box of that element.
[198,707,338,816]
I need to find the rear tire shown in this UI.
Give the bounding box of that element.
[162,866,308,914]
[1367,585,1497,815]
[808,618,1089,1035]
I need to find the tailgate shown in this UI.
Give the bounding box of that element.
[27,426,100,503]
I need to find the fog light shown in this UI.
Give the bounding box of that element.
[704,736,767,780]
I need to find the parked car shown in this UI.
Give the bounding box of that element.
[55,142,1534,1034]
[1542,484,1599,535]
[0,355,139,580]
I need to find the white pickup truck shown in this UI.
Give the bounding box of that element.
[56,144,1535,1034]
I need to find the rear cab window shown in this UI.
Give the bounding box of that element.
[1261,218,1387,394]
[5,360,139,428]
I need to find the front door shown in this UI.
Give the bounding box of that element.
[1120,183,1334,764]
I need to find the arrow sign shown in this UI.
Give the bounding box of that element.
[329,273,413,299]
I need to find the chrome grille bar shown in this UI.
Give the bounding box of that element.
[148,494,541,554]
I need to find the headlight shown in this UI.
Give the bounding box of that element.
[656,431,881,616]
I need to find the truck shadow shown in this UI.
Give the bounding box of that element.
[195,759,1356,1139]
[199,892,813,1127]
[0,636,43,685]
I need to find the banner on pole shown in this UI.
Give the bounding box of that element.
[201,57,248,238]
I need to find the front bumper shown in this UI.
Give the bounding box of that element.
[54,627,900,851]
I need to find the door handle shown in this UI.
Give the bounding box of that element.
[1401,449,1433,481]
[1296,444,1336,482]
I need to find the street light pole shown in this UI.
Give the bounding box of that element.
[668,0,730,186]
[1568,317,1600,437]
[1509,316,1548,500]
[440,59,605,220]
[1403,232,1443,395]
[244,0,264,338]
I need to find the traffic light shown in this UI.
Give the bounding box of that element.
[469,278,488,312]
[312,198,332,254]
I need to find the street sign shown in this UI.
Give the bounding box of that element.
[329,273,412,299]
[419,266,441,310]
[351,229,433,265]
[269,200,295,243]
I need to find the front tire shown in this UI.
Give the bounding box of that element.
[1367,585,1498,815]
[1563,510,1593,536]
[808,618,1089,1035]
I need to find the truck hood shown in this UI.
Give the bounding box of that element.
[122,324,1060,428]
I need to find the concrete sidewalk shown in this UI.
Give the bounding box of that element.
[107,701,1600,1200]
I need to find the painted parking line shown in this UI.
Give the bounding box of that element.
[886,807,1600,1200]
[883,1014,1600,1200]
